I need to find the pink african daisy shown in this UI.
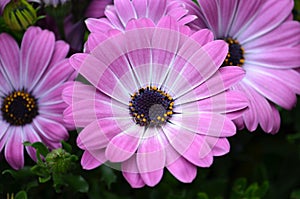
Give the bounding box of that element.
[84,0,197,51]
[180,0,300,134]
[63,16,248,187]
[0,26,75,169]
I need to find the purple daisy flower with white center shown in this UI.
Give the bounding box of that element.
[84,0,197,51]
[0,26,75,169]
[63,16,248,187]
[180,0,300,134]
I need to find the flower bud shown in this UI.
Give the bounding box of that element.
[45,148,77,174]
[3,0,37,31]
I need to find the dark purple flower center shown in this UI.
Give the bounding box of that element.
[129,86,174,126]
[222,38,245,67]
[1,90,39,126]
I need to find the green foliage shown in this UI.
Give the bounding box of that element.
[230,178,269,199]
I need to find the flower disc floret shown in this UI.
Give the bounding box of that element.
[129,86,174,126]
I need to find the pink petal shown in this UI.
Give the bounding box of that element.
[147,0,167,23]
[228,0,263,38]
[236,82,281,134]
[77,118,130,151]
[178,90,248,117]
[24,125,41,162]
[132,0,147,17]
[218,0,239,36]
[178,66,245,103]
[33,116,68,142]
[207,137,230,156]
[136,129,165,186]
[126,18,156,30]
[122,156,146,188]
[166,156,197,183]
[0,69,11,97]
[270,104,281,134]
[22,29,55,90]
[33,59,75,95]
[244,21,300,50]
[238,0,293,43]
[157,15,180,30]
[70,53,129,104]
[196,0,219,35]
[170,112,236,137]
[105,5,124,30]
[0,121,10,152]
[246,47,300,69]
[5,127,24,170]
[85,0,112,18]
[47,40,70,67]
[114,0,137,26]
[105,125,142,162]
[86,18,114,34]
[245,67,297,109]
[233,83,259,132]
[63,98,128,127]
[81,149,106,170]
[140,169,164,187]
[190,29,214,46]
[181,134,213,167]
[166,40,228,98]
[85,32,109,52]
[0,33,20,90]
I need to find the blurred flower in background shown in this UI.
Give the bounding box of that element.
[0,26,75,169]
[84,0,197,51]
[180,0,300,134]
[1,0,38,31]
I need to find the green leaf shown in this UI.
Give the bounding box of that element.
[38,175,51,183]
[15,190,27,199]
[291,189,300,199]
[30,142,50,157]
[61,140,72,153]
[100,166,117,189]
[197,192,209,199]
[253,181,269,197]
[64,174,89,193]
[232,178,247,194]
[30,164,48,177]
[2,167,33,180]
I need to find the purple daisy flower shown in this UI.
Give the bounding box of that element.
[0,26,75,169]
[84,0,197,51]
[63,16,248,187]
[180,0,300,134]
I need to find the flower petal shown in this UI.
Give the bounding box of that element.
[245,67,297,109]
[122,155,146,188]
[106,125,142,162]
[22,29,55,90]
[0,33,20,89]
[238,0,293,43]
[81,149,106,170]
[5,127,24,170]
[114,0,137,26]
[33,116,68,142]
[170,112,236,137]
[77,118,131,151]
[166,156,197,183]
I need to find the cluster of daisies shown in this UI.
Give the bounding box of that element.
[0,0,299,188]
